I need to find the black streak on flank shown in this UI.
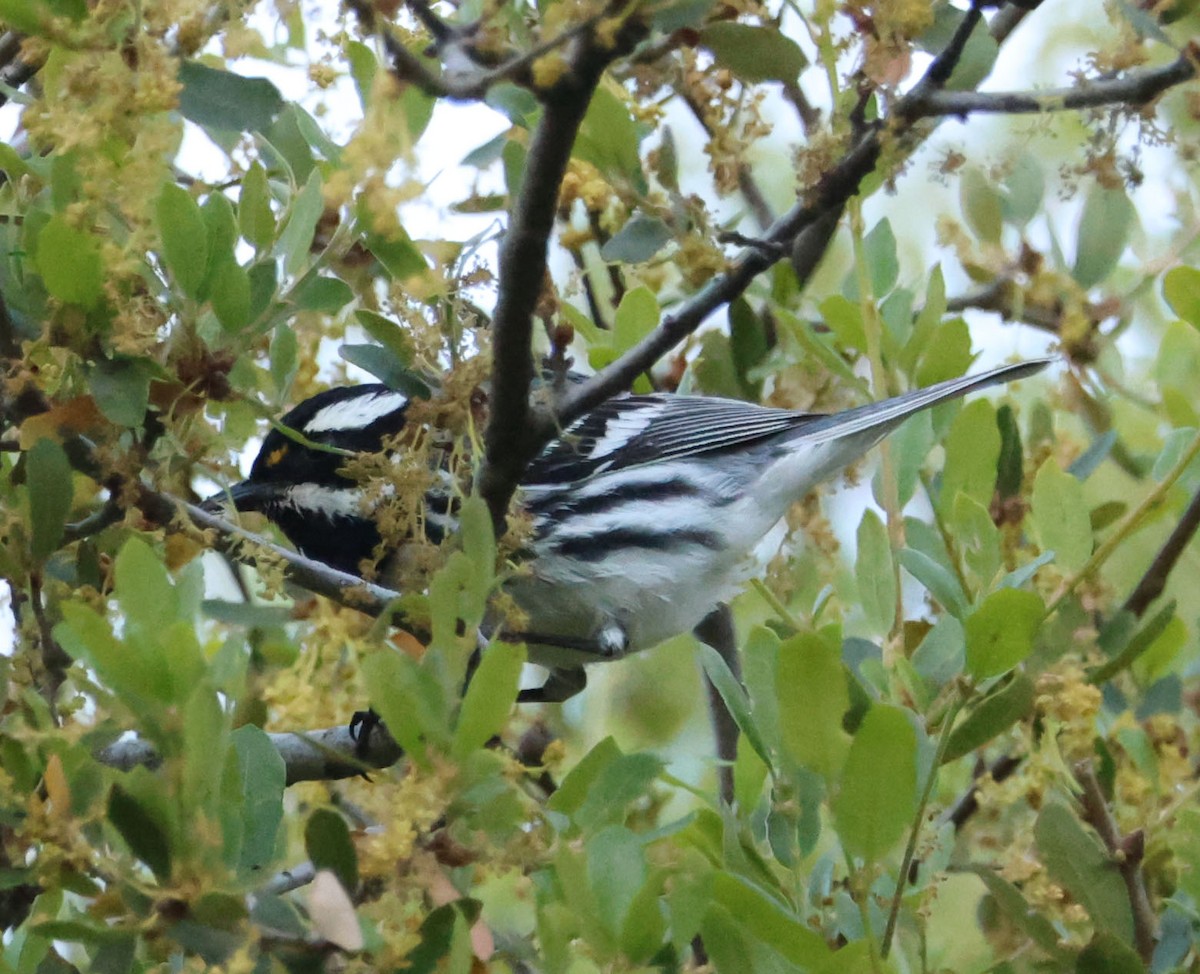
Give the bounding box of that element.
[549,528,722,562]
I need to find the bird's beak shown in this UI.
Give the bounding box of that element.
[200,480,280,514]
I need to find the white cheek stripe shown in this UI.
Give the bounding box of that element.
[303,391,408,433]
[281,484,366,519]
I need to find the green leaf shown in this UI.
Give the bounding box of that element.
[1001,154,1044,227]
[575,751,663,833]
[587,826,645,938]
[157,183,209,300]
[201,192,238,296]
[965,587,1044,680]
[573,85,645,189]
[709,872,831,966]
[355,310,415,366]
[613,286,660,353]
[1076,932,1144,974]
[231,726,285,874]
[939,398,1000,515]
[899,547,968,617]
[863,218,899,297]
[915,317,972,387]
[819,294,867,353]
[239,162,275,250]
[338,344,433,398]
[277,170,324,275]
[363,649,448,767]
[961,168,1003,244]
[291,274,354,313]
[855,509,896,634]
[942,672,1034,763]
[26,438,72,562]
[1163,266,1200,327]
[885,410,934,507]
[178,60,284,133]
[210,256,253,332]
[965,865,1072,961]
[346,40,377,109]
[1032,457,1093,572]
[729,297,768,397]
[833,705,918,862]
[776,632,850,779]
[698,643,773,771]
[699,22,805,83]
[108,783,172,880]
[89,356,155,427]
[453,641,524,760]
[911,614,965,686]
[951,492,1001,590]
[600,213,672,264]
[1035,802,1134,943]
[548,736,621,820]
[305,808,358,894]
[36,214,104,308]
[619,869,667,962]
[270,323,297,396]
[995,403,1024,498]
[1073,185,1136,288]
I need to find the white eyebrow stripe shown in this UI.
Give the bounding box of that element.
[303,391,409,433]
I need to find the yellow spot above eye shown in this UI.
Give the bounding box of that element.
[266,445,289,467]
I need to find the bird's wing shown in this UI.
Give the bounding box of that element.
[524,394,812,485]
[523,358,1053,486]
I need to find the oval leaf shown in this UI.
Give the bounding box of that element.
[777,632,850,779]
[965,588,1044,680]
[158,183,209,299]
[833,704,918,862]
[700,22,805,84]
[36,215,104,309]
[27,437,73,562]
[1032,458,1093,572]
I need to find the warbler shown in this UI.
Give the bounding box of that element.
[209,357,1050,700]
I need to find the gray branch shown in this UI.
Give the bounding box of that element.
[97,722,404,785]
[909,52,1195,118]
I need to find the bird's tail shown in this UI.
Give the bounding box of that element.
[803,356,1054,444]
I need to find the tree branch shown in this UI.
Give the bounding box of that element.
[693,604,739,806]
[909,51,1195,118]
[1121,481,1200,618]
[554,36,1197,430]
[478,25,643,531]
[97,722,404,785]
[1074,760,1157,963]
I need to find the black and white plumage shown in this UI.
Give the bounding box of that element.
[209,357,1051,694]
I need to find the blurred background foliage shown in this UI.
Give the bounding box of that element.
[1,0,1200,971]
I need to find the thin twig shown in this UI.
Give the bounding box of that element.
[909,52,1195,118]
[693,604,739,806]
[677,85,775,230]
[1047,427,1200,616]
[1074,760,1157,962]
[945,278,1064,334]
[1121,482,1200,618]
[882,694,966,959]
[29,574,70,717]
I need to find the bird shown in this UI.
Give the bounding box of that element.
[207,357,1051,701]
